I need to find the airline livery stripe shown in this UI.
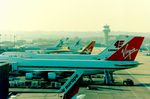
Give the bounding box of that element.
[17,66,130,69]
[115,64,139,66]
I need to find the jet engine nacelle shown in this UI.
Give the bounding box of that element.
[25,73,33,80]
[48,72,56,80]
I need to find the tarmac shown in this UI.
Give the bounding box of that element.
[9,50,150,99]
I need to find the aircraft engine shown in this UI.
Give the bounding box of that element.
[48,72,56,80]
[25,73,33,80]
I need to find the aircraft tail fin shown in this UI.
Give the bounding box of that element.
[80,41,95,54]
[97,35,133,60]
[56,39,64,48]
[68,39,82,51]
[107,36,144,61]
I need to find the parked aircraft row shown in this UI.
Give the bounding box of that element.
[1,41,95,59]
[1,35,144,99]
[1,36,144,82]
[0,37,85,55]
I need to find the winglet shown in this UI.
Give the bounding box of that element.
[107,36,144,61]
[80,41,95,54]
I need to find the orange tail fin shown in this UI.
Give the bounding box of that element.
[80,41,95,54]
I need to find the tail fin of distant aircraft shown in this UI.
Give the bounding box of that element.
[107,36,144,61]
[80,41,95,54]
[75,39,81,46]
[55,39,64,48]
[68,39,83,51]
[97,35,133,60]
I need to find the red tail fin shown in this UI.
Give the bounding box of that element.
[64,81,80,99]
[80,41,95,54]
[107,36,144,61]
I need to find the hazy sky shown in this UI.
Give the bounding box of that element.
[0,0,150,32]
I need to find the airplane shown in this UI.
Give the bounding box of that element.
[143,44,150,56]
[8,36,144,86]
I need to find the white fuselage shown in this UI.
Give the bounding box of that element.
[11,58,139,75]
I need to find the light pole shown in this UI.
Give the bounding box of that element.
[14,34,16,48]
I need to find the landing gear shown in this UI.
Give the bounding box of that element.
[104,70,114,85]
[88,75,93,83]
[123,79,134,86]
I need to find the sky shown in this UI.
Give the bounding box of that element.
[0,0,150,32]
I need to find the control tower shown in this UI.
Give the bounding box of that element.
[103,25,110,46]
